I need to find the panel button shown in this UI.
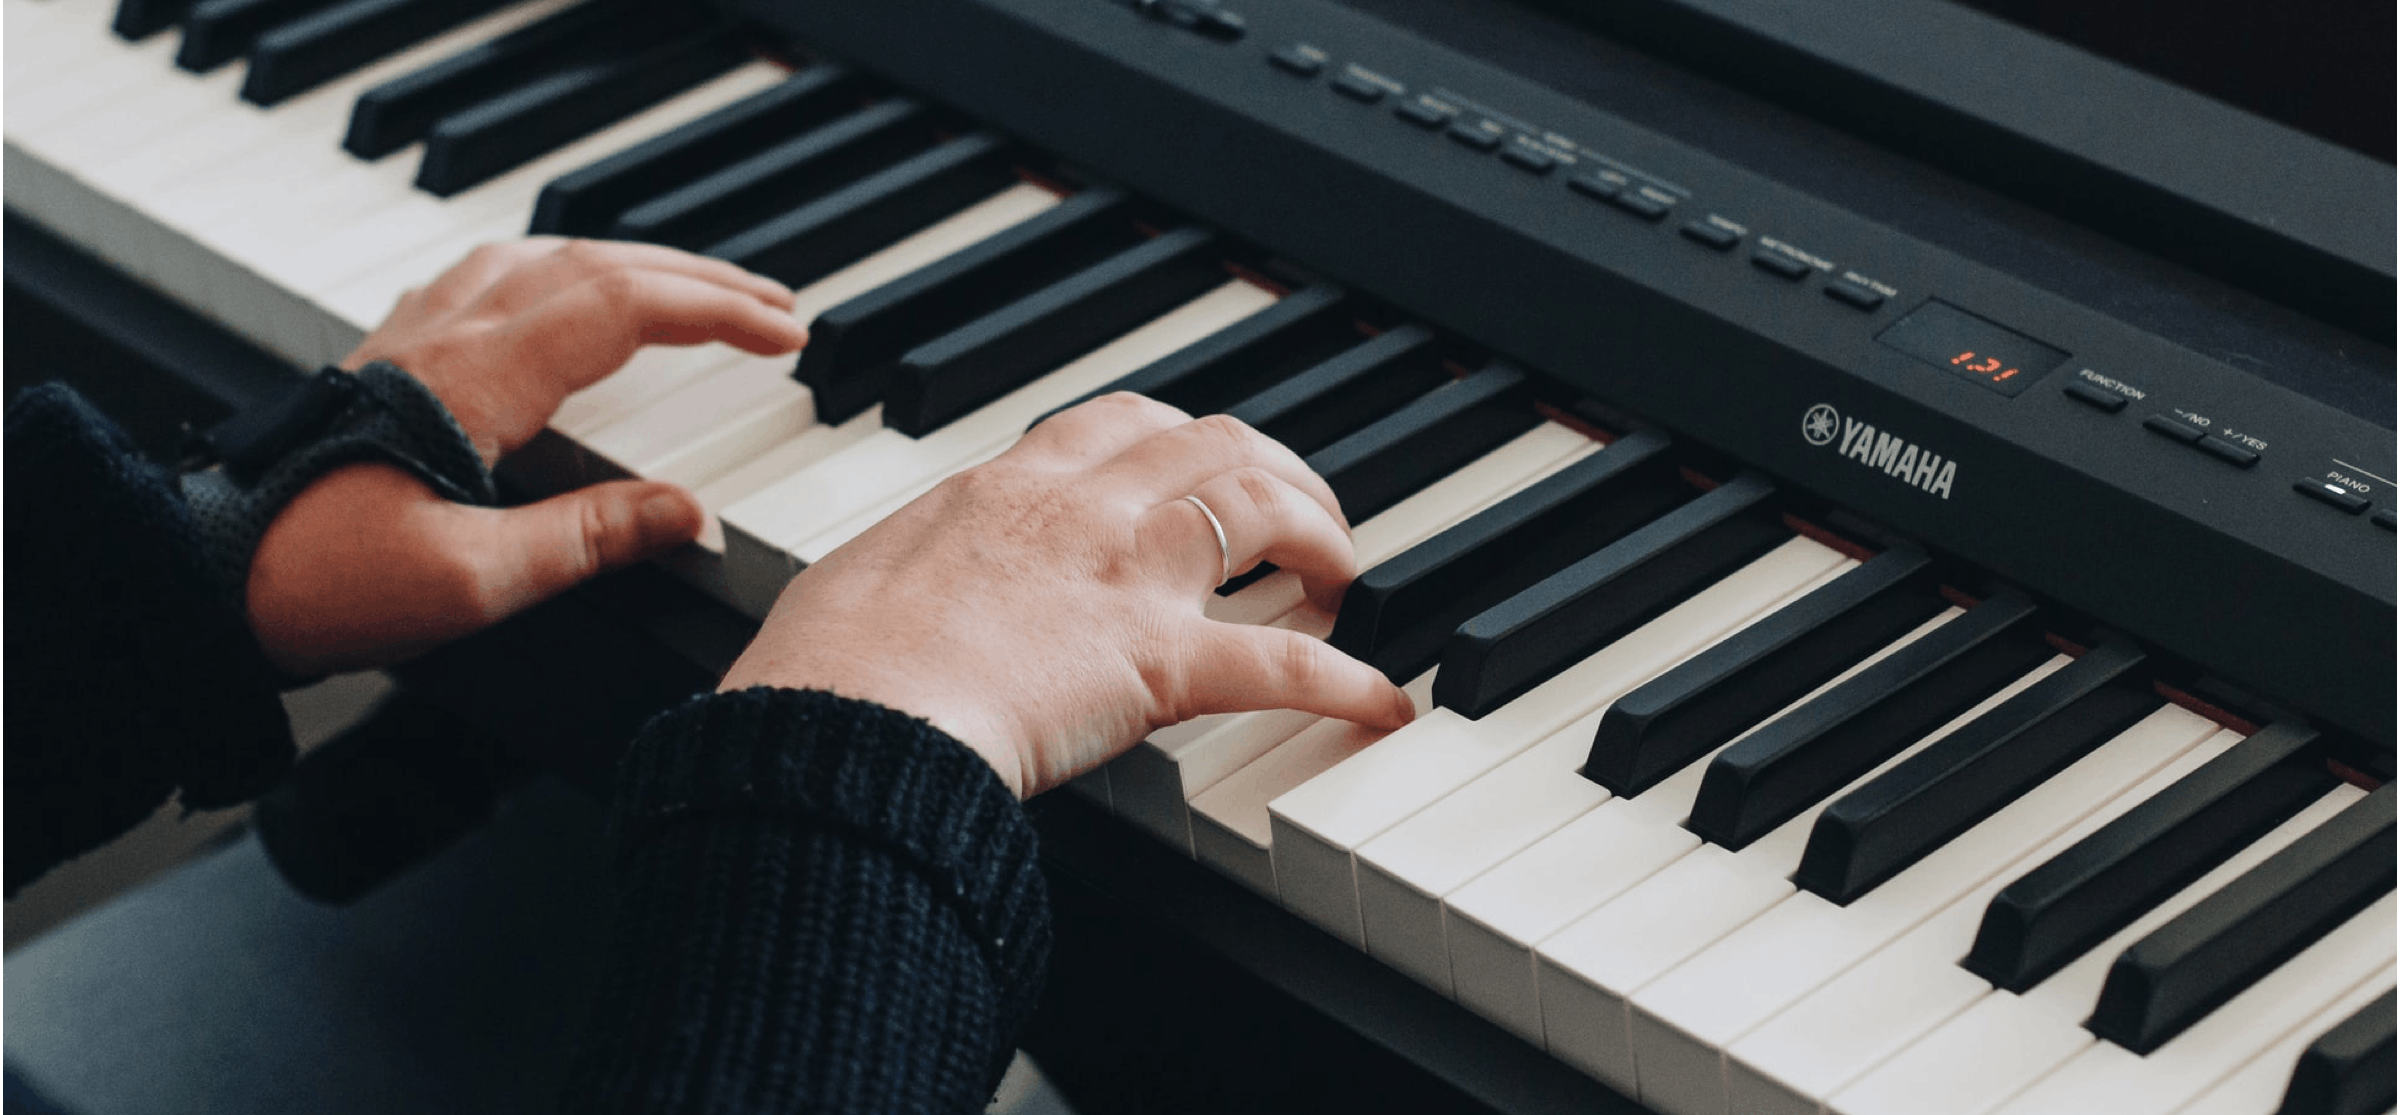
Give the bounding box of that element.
[2374,509,2395,531]
[2295,479,2372,514]
[2143,414,2205,444]
[1447,121,1505,152]
[1331,72,1385,102]
[1567,172,1620,201]
[2063,380,2129,413]
[2194,438,2260,468]
[1680,220,1740,252]
[1606,189,1671,221]
[1499,144,1555,175]
[1269,45,1324,76]
[1824,279,1886,311]
[1198,8,1247,40]
[1751,249,1811,281]
[1394,98,1455,129]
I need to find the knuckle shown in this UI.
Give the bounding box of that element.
[586,266,646,308]
[559,238,614,270]
[1276,634,1329,692]
[1224,466,1289,519]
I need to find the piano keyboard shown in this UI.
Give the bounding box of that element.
[6,2,2391,1114]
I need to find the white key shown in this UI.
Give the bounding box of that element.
[718,279,1279,610]
[554,343,750,439]
[1988,891,2398,1115]
[1107,424,1601,852]
[580,356,815,488]
[1832,780,2372,1115]
[1185,670,1438,895]
[1624,661,2234,1115]
[1274,537,1851,949]
[1537,646,2064,1097]
[2168,965,2394,1115]
[1351,544,1853,993]
[1721,713,2237,1115]
[1442,606,1961,1047]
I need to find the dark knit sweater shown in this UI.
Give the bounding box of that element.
[4,383,1050,1114]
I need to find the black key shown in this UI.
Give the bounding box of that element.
[1963,722,2338,992]
[416,22,748,196]
[177,0,343,73]
[344,0,675,160]
[608,99,936,249]
[1304,363,1540,524]
[1043,282,1359,424]
[1795,637,2164,904]
[882,227,1229,437]
[1224,325,1447,457]
[2279,989,2396,1115]
[704,134,1020,308]
[530,67,866,237]
[799,189,1146,425]
[2088,783,2395,1054]
[1329,432,1686,684]
[245,0,536,106]
[114,0,199,40]
[1686,590,2051,851]
[1584,545,1945,797]
[1436,473,1788,718]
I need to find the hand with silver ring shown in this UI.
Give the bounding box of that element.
[719,392,1418,798]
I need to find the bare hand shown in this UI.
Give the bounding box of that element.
[718,393,1417,798]
[247,240,811,676]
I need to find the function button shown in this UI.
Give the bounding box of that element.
[2295,479,2372,515]
[1680,220,1740,251]
[2194,438,2260,468]
[1567,172,1620,201]
[1824,279,1886,311]
[1197,8,1246,39]
[1751,249,1811,281]
[1606,189,1672,221]
[1269,44,1325,76]
[1330,72,1385,102]
[2374,509,2395,531]
[1447,120,1505,152]
[1394,98,1456,129]
[2063,381,2129,413]
[2142,414,2205,444]
[1499,144,1556,175]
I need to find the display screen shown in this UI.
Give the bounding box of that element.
[1876,300,2068,397]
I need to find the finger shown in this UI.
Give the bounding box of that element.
[1178,623,1418,731]
[507,269,812,389]
[1101,413,1350,532]
[464,480,706,621]
[487,238,797,312]
[1140,467,1358,610]
[1010,392,1192,467]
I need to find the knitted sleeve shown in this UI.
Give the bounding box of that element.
[563,687,1051,1115]
[3,384,295,897]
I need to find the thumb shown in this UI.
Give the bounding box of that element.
[478,480,705,613]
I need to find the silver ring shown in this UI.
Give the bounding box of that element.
[1182,494,1232,585]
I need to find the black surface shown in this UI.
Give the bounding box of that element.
[1793,637,2163,904]
[798,187,1146,425]
[881,226,1227,436]
[244,0,519,105]
[176,0,343,73]
[113,0,198,39]
[2086,783,2395,1054]
[528,65,861,238]
[725,0,2395,751]
[415,21,749,197]
[610,99,937,250]
[1058,281,1361,421]
[1685,590,2050,850]
[1963,722,2339,992]
[1326,431,1684,684]
[1434,472,1787,718]
[1584,544,1945,797]
[2279,988,2397,1115]
[1224,324,1446,457]
[1304,363,1539,523]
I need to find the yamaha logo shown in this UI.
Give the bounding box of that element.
[1802,403,1958,500]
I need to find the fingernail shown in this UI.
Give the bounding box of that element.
[1389,686,1418,728]
[641,490,696,537]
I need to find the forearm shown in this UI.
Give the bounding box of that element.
[564,688,1050,1115]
